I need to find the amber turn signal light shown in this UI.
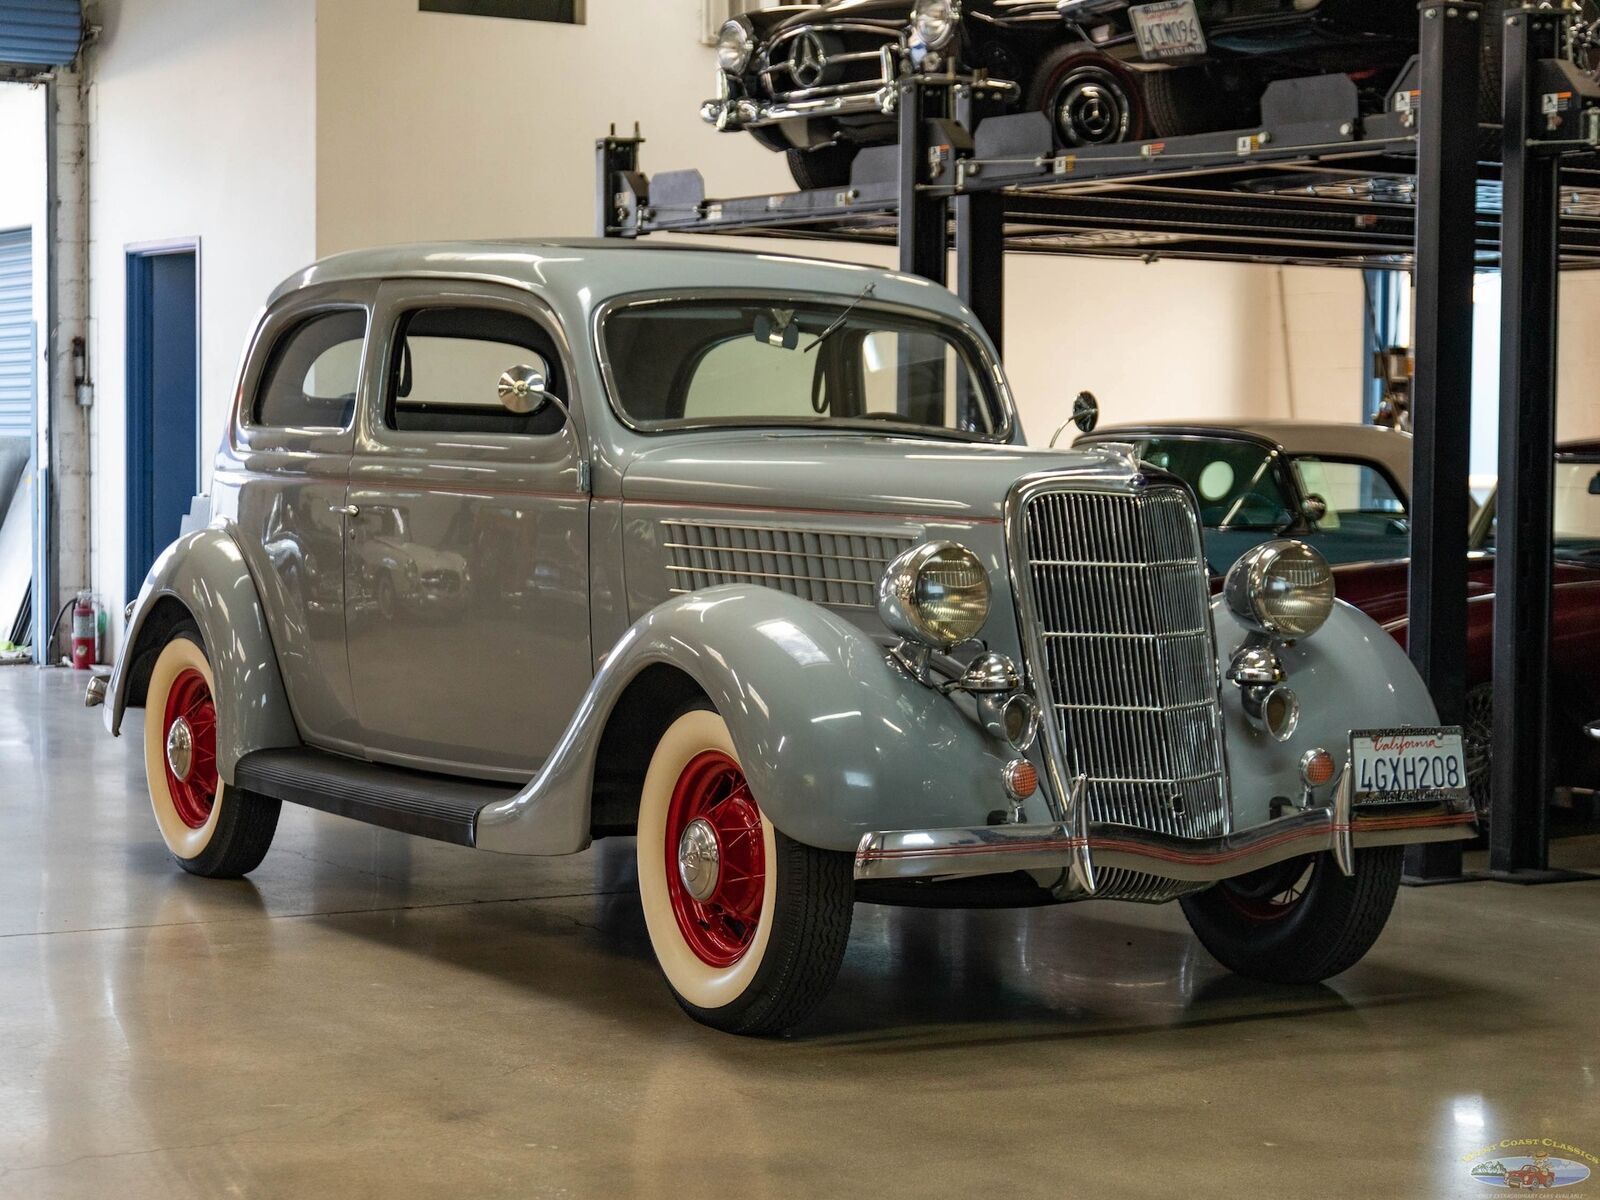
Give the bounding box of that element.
[1300,748,1337,790]
[1002,759,1038,801]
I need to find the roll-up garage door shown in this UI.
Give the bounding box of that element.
[0,0,83,71]
[0,230,33,437]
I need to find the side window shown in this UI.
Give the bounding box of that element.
[254,309,368,429]
[387,306,567,435]
[1293,458,1406,531]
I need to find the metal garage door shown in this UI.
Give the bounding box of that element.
[0,230,33,437]
[0,0,82,70]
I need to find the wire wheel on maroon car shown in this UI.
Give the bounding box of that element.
[142,623,280,878]
[1179,848,1404,984]
[636,702,853,1035]
[1026,47,1146,149]
[1462,682,1495,823]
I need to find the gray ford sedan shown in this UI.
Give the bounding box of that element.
[95,241,1474,1035]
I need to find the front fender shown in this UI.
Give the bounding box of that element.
[1213,596,1441,827]
[476,586,1015,856]
[106,526,299,784]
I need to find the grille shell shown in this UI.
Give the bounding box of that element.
[662,520,915,612]
[1015,481,1230,901]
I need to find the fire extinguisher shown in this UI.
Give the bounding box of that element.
[71,591,98,670]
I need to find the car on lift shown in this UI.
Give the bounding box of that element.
[1075,420,1600,818]
[94,241,1473,1036]
[702,0,1501,191]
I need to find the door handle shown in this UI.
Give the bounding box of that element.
[332,504,361,518]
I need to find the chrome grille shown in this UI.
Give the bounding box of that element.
[663,520,914,611]
[1020,484,1228,898]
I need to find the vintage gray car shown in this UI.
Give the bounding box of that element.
[94,241,1475,1035]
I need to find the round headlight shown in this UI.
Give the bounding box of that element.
[878,541,991,649]
[717,20,754,74]
[1224,540,1335,640]
[911,0,959,50]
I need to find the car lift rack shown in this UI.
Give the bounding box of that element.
[598,4,1600,885]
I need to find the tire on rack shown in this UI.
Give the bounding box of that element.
[1178,847,1404,984]
[1142,64,1255,139]
[142,623,281,878]
[786,143,860,192]
[636,702,854,1035]
[1025,45,1148,149]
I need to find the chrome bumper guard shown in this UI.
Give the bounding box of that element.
[701,47,900,132]
[855,776,1476,895]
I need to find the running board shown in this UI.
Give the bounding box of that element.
[234,748,520,847]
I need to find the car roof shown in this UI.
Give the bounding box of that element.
[1081,419,1414,493]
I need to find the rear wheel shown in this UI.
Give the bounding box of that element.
[143,625,280,878]
[786,143,859,191]
[1026,46,1147,149]
[637,704,853,1035]
[1143,65,1254,138]
[1179,848,1403,984]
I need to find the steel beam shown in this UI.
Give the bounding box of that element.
[898,77,949,285]
[955,83,1008,352]
[1490,6,1561,875]
[1404,0,1482,882]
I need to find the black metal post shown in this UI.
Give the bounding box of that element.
[595,127,644,238]
[898,77,949,284]
[955,82,1007,353]
[1490,6,1560,876]
[1403,0,1481,883]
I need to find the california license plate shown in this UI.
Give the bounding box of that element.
[1130,0,1208,61]
[1351,727,1469,806]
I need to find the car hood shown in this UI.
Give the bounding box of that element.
[620,432,1137,525]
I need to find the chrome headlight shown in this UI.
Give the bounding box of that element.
[717,20,754,74]
[911,0,960,50]
[878,541,991,649]
[1224,540,1335,641]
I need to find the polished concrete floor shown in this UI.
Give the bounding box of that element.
[1,667,1597,1199]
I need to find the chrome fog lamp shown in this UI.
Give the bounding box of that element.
[911,0,960,50]
[1242,682,1300,743]
[878,541,991,650]
[717,20,754,73]
[1224,540,1335,641]
[980,691,1040,752]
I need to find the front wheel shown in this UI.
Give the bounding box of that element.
[1026,47,1147,149]
[143,625,281,878]
[1179,848,1403,984]
[637,705,853,1035]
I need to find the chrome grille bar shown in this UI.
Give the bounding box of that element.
[1017,484,1229,888]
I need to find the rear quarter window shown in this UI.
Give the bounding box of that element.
[253,309,368,429]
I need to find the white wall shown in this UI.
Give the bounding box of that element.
[0,83,49,440]
[314,0,1354,442]
[85,0,317,628]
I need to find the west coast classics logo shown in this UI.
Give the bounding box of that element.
[1465,1140,1597,1190]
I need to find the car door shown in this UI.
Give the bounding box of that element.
[342,280,591,780]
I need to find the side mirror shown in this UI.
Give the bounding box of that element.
[498,362,553,415]
[1072,390,1099,434]
[1303,493,1328,523]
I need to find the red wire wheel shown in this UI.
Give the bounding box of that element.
[1216,857,1315,923]
[663,750,766,968]
[162,667,219,830]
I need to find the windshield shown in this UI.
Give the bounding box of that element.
[1478,460,1600,557]
[601,296,1008,440]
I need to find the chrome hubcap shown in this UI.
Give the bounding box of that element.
[677,817,721,903]
[166,717,195,783]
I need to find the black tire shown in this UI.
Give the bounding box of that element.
[637,702,853,1035]
[786,143,859,192]
[1025,45,1148,149]
[143,624,281,879]
[1143,65,1253,138]
[1179,848,1404,984]
[1463,681,1494,822]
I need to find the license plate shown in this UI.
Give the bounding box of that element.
[1130,0,1208,62]
[1351,727,1469,806]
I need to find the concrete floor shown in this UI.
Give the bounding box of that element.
[1,668,1597,1200]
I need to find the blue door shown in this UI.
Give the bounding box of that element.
[126,248,198,602]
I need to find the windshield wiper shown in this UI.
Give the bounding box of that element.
[803,283,875,354]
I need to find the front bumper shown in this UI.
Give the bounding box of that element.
[700,47,900,132]
[855,775,1476,895]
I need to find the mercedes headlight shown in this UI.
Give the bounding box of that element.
[911,0,960,50]
[717,20,754,74]
[878,541,991,649]
[1224,540,1335,641]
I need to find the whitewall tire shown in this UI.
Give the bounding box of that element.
[637,705,853,1035]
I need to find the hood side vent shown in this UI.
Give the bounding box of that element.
[662,519,914,611]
